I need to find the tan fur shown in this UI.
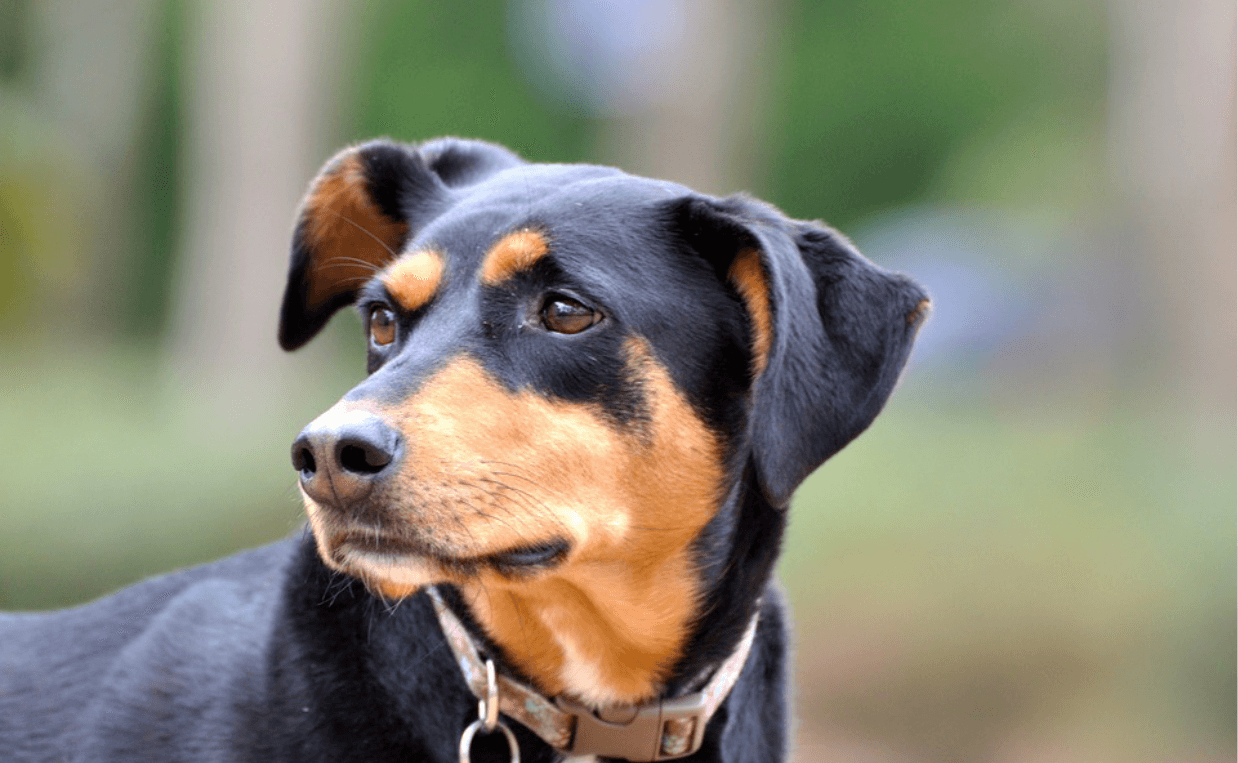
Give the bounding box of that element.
[303,342,724,707]
[728,248,773,377]
[480,229,549,285]
[382,251,445,312]
[300,151,409,309]
[907,298,932,325]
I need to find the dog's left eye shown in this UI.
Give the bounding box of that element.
[369,306,397,346]
[540,296,601,335]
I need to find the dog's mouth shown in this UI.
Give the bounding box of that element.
[331,533,569,577]
[487,539,570,573]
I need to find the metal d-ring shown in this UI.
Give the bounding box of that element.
[458,659,519,763]
[481,658,499,732]
[458,718,520,763]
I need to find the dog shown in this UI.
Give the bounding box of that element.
[0,138,927,762]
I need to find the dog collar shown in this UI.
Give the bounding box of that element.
[428,587,759,762]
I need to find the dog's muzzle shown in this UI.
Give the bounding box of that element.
[291,408,403,508]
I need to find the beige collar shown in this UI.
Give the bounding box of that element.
[428,587,759,761]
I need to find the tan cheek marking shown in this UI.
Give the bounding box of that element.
[300,152,409,310]
[480,229,549,285]
[382,250,445,311]
[728,248,773,377]
[417,344,724,705]
[384,358,635,554]
[300,347,724,705]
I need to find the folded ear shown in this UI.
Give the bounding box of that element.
[672,196,930,507]
[278,138,524,350]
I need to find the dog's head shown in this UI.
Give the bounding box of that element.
[280,138,927,704]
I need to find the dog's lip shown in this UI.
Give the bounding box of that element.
[336,533,422,554]
[332,533,569,573]
[487,539,570,571]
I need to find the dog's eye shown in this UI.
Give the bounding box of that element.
[540,296,600,335]
[369,306,397,346]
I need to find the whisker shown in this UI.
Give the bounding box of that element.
[316,255,385,272]
[476,460,543,484]
[302,274,374,289]
[320,207,401,260]
[476,476,572,537]
[466,501,525,539]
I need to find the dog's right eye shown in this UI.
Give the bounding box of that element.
[369,306,397,346]
[540,295,601,335]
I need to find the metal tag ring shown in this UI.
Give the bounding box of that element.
[458,717,521,763]
[482,658,499,731]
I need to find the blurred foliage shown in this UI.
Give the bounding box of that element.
[122,0,184,338]
[348,0,591,162]
[0,0,1113,336]
[0,103,87,333]
[766,0,1107,227]
[0,0,27,80]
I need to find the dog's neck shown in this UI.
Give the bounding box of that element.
[667,465,786,694]
[453,559,697,708]
[445,468,785,710]
[429,583,762,760]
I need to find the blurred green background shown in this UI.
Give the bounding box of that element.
[0,1,1233,760]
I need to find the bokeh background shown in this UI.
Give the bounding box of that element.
[0,1,1233,760]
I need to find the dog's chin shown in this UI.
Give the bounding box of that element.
[323,534,454,594]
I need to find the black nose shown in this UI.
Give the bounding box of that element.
[291,410,402,508]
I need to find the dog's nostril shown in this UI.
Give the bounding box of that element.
[290,433,319,476]
[292,446,317,475]
[338,440,392,475]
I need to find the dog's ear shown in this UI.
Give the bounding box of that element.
[278,138,523,350]
[670,196,929,507]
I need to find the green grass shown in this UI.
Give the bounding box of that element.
[780,396,1235,761]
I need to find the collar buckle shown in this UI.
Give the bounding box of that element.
[557,692,709,761]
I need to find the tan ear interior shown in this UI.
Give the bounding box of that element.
[298,151,410,310]
[727,248,773,377]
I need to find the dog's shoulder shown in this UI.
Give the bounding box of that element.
[0,539,298,758]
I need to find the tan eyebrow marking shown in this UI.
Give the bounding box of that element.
[382,250,445,311]
[480,229,549,285]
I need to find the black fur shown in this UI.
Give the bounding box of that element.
[0,138,926,762]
